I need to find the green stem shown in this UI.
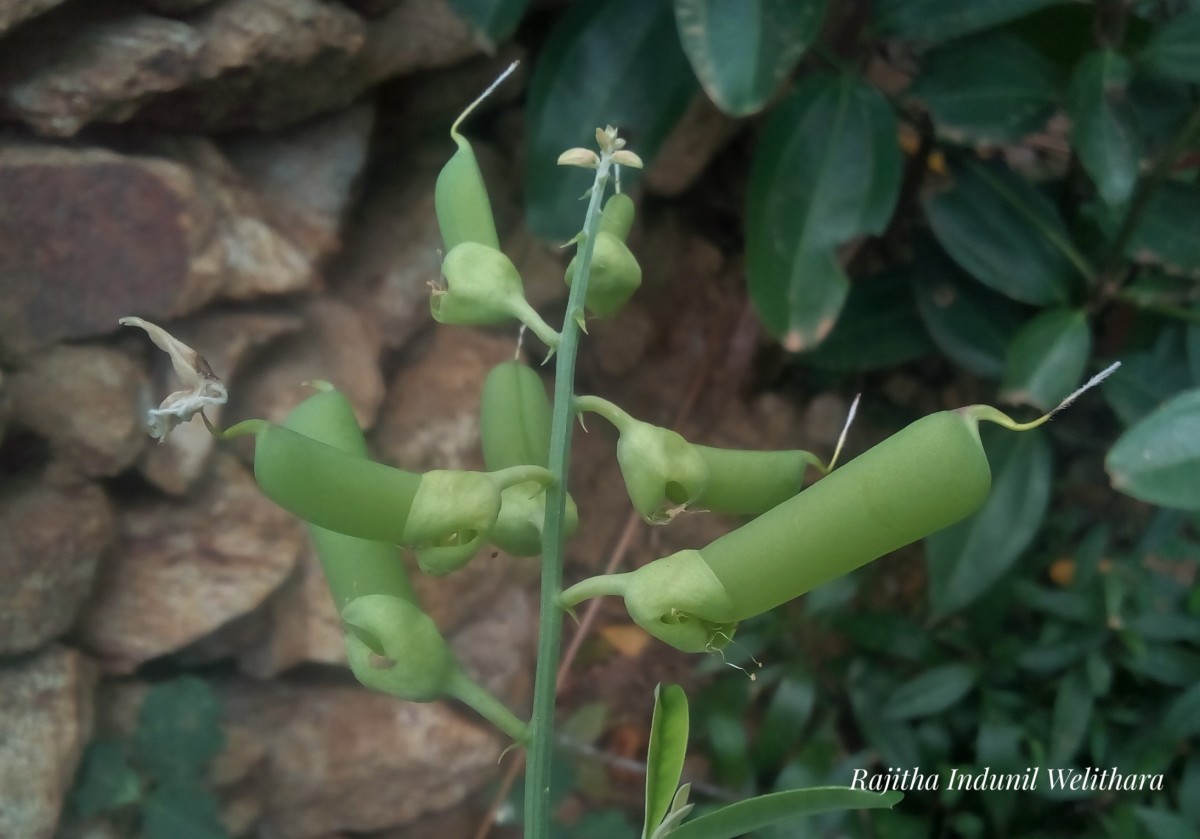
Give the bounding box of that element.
[573,394,633,430]
[446,669,530,744]
[525,155,615,839]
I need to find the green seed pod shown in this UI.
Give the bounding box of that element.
[692,446,823,516]
[343,594,457,702]
[564,194,642,318]
[562,406,1040,652]
[434,87,502,252]
[434,243,561,352]
[575,395,708,524]
[480,360,579,556]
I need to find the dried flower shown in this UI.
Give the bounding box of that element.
[120,317,227,441]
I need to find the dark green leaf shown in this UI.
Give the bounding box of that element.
[1102,327,1193,425]
[1000,307,1092,411]
[1125,181,1200,276]
[1142,11,1200,83]
[141,781,228,839]
[874,0,1063,43]
[751,669,816,774]
[1128,74,1195,154]
[672,0,826,116]
[884,664,978,721]
[1107,387,1200,510]
[910,244,1028,378]
[1181,756,1200,825]
[746,73,901,350]
[1133,807,1200,839]
[70,739,141,820]
[133,677,223,784]
[1160,682,1200,739]
[1068,49,1142,206]
[1120,642,1200,686]
[525,0,697,240]
[910,33,1058,144]
[928,428,1054,617]
[925,158,1088,304]
[447,0,529,48]
[670,787,901,839]
[798,269,934,371]
[1049,667,1093,763]
[575,809,640,839]
[644,684,690,839]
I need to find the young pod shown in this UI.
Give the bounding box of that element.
[480,360,579,556]
[564,194,642,318]
[691,445,823,516]
[575,395,708,524]
[433,243,561,352]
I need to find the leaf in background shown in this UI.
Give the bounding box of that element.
[643,684,690,839]
[1102,325,1192,425]
[1134,807,1200,839]
[1068,49,1142,206]
[141,781,228,839]
[884,664,978,721]
[751,667,816,775]
[746,74,901,350]
[1125,181,1200,277]
[925,158,1088,305]
[133,677,224,784]
[1107,387,1200,510]
[672,0,827,116]
[848,664,922,767]
[1048,666,1093,764]
[1160,682,1200,740]
[911,244,1028,378]
[874,0,1063,43]
[928,427,1054,618]
[524,0,698,240]
[69,739,141,820]
[447,0,529,49]
[669,787,902,839]
[909,33,1059,144]
[799,268,934,372]
[1000,307,1092,411]
[1142,11,1200,83]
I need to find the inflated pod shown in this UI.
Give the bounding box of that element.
[481,360,579,556]
[574,394,708,524]
[433,75,506,252]
[433,243,561,352]
[564,193,642,317]
[691,446,823,516]
[561,399,1096,653]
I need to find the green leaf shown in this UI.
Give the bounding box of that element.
[1068,49,1142,206]
[1160,682,1200,740]
[874,0,1063,43]
[928,427,1054,617]
[746,73,901,350]
[1048,666,1093,764]
[524,0,697,240]
[1107,387,1200,510]
[909,33,1059,144]
[1134,806,1200,839]
[644,684,690,839]
[1000,307,1092,411]
[1142,11,1200,83]
[70,738,142,820]
[1125,181,1200,277]
[670,787,902,839]
[910,244,1028,378]
[446,0,529,48]
[133,677,224,784]
[141,781,228,839]
[884,664,978,721]
[751,668,816,774]
[1102,327,1193,425]
[672,0,827,117]
[798,268,934,371]
[925,158,1088,304]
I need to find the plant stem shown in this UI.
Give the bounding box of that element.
[524,155,613,839]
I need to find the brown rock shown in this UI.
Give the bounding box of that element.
[450,584,534,709]
[77,453,305,672]
[135,0,219,15]
[643,93,740,197]
[220,102,375,264]
[355,0,479,85]
[0,367,11,443]
[0,466,114,655]
[373,327,515,471]
[0,0,67,35]
[222,679,504,838]
[0,646,96,839]
[8,344,149,477]
[338,0,402,18]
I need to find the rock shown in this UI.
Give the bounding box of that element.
[337,0,402,18]
[372,327,515,471]
[0,0,67,35]
[76,453,305,672]
[355,0,479,85]
[227,295,384,429]
[643,93,740,197]
[0,141,312,362]
[450,584,535,708]
[135,308,304,495]
[135,0,219,15]
[0,368,11,443]
[0,465,113,655]
[8,345,149,477]
[220,102,375,264]
[222,679,504,837]
[0,646,96,839]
